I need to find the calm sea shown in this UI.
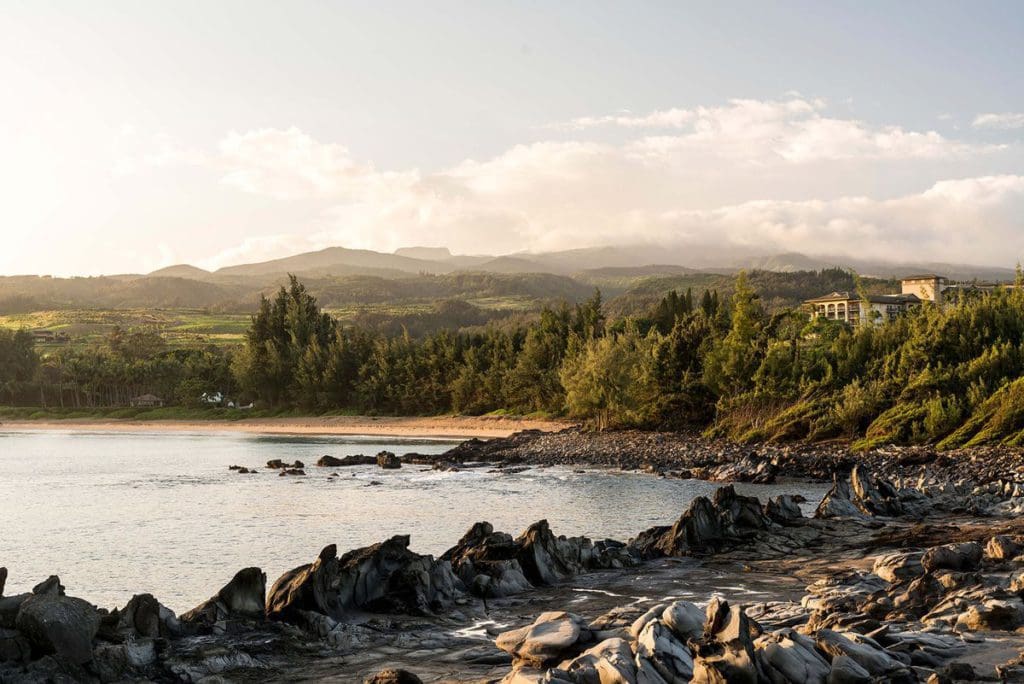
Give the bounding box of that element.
[0,429,828,612]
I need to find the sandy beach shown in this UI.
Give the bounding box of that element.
[0,414,573,439]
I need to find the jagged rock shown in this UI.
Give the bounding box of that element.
[15,593,100,665]
[636,620,694,682]
[32,576,64,596]
[267,544,342,621]
[364,668,424,684]
[755,628,831,684]
[873,551,925,584]
[921,542,982,573]
[377,451,401,469]
[268,537,465,623]
[515,521,586,586]
[815,476,865,519]
[0,567,6,597]
[660,601,705,642]
[180,567,266,633]
[112,593,180,639]
[764,495,803,524]
[707,451,778,484]
[849,465,904,516]
[631,486,769,559]
[814,629,913,680]
[442,522,534,597]
[689,598,758,684]
[560,637,637,683]
[985,535,1020,561]
[495,611,593,668]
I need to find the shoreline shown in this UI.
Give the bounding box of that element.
[0,414,573,439]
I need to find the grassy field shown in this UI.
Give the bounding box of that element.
[0,309,252,350]
[0,296,542,351]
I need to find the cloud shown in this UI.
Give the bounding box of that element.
[972,112,1024,130]
[217,127,419,200]
[162,96,1023,268]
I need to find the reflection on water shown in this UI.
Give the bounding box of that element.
[0,429,828,612]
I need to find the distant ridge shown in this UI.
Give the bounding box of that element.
[148,264,212,279]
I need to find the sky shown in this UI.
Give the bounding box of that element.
[1,1,1023,276]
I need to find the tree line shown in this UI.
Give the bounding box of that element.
[4,271,1024,448]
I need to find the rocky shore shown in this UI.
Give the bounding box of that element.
[7,453,1024,682]
[437,428,1024,494]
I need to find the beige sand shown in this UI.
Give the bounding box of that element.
[0,415,573,439]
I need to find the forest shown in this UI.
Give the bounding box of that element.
[3,270,1024,449]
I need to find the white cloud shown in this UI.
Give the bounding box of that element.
[972,112,1024,130]
[217,127,419,200]
[163,96,1023,268]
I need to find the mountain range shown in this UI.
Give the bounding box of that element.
[0,244,1016,317]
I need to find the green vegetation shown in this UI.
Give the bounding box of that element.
[4,269,1024,450]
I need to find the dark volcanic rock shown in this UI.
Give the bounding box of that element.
[180,567,266,633]
[317,454,374,467]
[376,451,401,469]
[0,567,6,597]
[15,593,100,665]
[630,486,770,559]
[267,538,465,622]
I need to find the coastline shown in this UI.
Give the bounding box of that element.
[0,414,573,439]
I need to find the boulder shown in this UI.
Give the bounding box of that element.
[442,522,534,596]
[364,669,424,684]
[32,576,64,596]
[377,451,401,469]
[954,596,1024,631]
[755,628,830,684]
[689,598,758,684]
[985,535,1020,561]
[764,495,803,524]
[179,567,266,632]
[636,620,693,683]
[112,593,180,639]
[560,637,637,684]
[660,601,705,642]
[515,520,586,586]
[872,551,925,584]
[267,544,343,621]
[495,611,592,668]
[15,594,100,665]
[921,542,983,573]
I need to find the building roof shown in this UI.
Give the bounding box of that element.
[805,291,921,305]
[901,274,946,281]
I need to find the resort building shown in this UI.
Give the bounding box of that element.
[805,275,948,326]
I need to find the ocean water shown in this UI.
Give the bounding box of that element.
[0,429,829,612]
